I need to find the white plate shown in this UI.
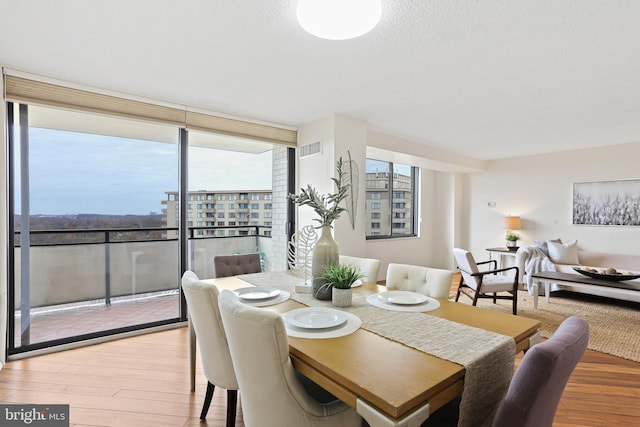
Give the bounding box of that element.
[235,287,280,301]
[351,279,363,287]
[283,307,348,329]
[377,291,428,305]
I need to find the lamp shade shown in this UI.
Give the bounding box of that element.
[504,216,521,230]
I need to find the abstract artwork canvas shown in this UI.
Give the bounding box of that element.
[573,179,640,226]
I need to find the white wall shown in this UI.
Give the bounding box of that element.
[363,130,473,279]
[295,114,368,260]
[295,115,336,231]
[333,115,367,258]
[465,141,640,260]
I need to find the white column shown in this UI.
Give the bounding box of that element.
[296,114,368,258]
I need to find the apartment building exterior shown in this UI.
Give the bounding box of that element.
[163,171,411,240]
[163,190,273,238]
[366,171,414,237]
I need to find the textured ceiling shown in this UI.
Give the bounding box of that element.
[2,0,640,160]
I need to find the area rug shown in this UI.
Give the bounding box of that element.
[452,291,640,362]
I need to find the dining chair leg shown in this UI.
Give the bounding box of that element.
[226,389,238,427]
[200,381,215,419]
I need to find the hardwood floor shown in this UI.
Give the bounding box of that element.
[0,301,638,426]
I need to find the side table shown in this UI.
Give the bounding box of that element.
[485,247,518,270]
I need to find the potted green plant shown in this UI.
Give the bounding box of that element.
[288,158,350,300]
[320,263,364,307]
[505,230,520,251]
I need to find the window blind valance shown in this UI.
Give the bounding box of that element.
[185,110,296,146]
[4,75,185,126]
[4,73,297,146]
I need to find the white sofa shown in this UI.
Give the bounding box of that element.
[517,244,640,303]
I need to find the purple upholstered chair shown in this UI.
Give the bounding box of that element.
[492,316,589,427]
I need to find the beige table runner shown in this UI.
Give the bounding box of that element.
[239,271,515,427]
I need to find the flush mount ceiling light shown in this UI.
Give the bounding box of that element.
[297,0,382,41]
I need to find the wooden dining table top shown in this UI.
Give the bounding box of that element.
[207,276,541,421]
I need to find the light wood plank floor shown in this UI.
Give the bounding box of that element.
[1,299,638,426]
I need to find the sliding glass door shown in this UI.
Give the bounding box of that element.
[8,103,181,353]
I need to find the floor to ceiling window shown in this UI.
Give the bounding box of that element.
[179,130,277,279]
[8,103,181,353]
[4,73,296,357]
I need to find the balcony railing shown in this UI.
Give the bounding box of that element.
[12,225,272,308]
[10,225,273,350]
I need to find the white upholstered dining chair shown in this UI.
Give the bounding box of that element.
[339,255,381,283]
[181,271,239,425]
[218,290,363,427]
[385,263,453,299]
[453,248,523,315]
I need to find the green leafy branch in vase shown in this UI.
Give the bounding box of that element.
[288,157,350,228]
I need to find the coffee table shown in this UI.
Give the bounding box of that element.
[530,271,640,308]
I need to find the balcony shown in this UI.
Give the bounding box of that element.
[10,226,272,354]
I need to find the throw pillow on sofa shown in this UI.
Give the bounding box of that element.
[547,240,579,264]
[534,238,562,257]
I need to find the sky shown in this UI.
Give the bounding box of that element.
[366,158,411,176]
[15,128,273,215]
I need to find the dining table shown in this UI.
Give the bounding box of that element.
[188,271,541,427]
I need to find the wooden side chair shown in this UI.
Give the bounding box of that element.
[453,248,522,314]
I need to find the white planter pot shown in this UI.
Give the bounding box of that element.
[332,288,352,307]
[506,240,519,251]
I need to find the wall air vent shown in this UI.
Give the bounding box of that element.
[299,141,322,158]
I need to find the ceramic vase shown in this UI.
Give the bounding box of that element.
[332,287,352,307]
[311,225,339,300]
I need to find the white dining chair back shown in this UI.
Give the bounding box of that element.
[339,255,381,283]
[218,290,362,427]
[385,263,453,299]
[181,271,239,424]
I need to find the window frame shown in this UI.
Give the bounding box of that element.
[365,159,419,240]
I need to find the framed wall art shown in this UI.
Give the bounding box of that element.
[573,179,640,226]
